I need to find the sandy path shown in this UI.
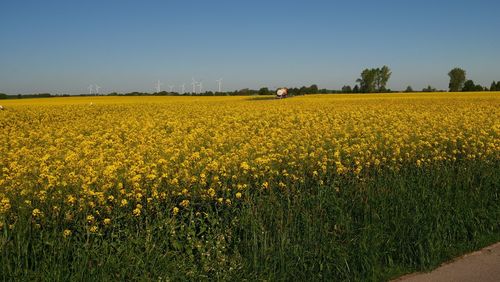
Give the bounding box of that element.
[393,242,500,282]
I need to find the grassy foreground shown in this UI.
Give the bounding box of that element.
[2,160,499,281]
[1,93,499,280]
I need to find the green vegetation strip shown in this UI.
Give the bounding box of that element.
[2,160,499,281]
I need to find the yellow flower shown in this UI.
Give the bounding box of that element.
[207,188,216,197]
[120,199,128,207]
[86,215,95,224]
[63,229,72,238]
[172,207,179,215]
[240,162,250,170]
[66,195,76,205]
[235,192,242,199]
[32,208,42,218]
[103,218,111,225]
[180,199,190,208]
[354,166,362,175]
[89,225,98,233]
[133,208,141,217]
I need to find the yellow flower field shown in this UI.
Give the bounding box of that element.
[0,93,499,233]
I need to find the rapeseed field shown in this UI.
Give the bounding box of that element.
[1,93,499,280]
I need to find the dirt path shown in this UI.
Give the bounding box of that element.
[393,242,500,282]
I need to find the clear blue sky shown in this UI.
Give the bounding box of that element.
[1,0,499,94]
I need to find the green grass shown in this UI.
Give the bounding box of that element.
[2,160,499,281]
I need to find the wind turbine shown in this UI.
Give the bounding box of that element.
[168,85,175,92]
[216,78,223,93]
[155,80,163,93]
[95,85,101,95]
[198,81,203,94]
[180,84,185,95]
[191,78,198,94]
[88,85,94,95]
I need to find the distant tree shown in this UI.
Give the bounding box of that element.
[404,86,413,93]
[496,81,500,91]
[309,84,319,94]
[258,87,270,95]
[422,85,437,92]
[341,85,352,93]
[462,80,476,92]
[352,85,360,93]
[476,85,486,91]
[464,80,487,92]
[448,67,466,92]
[356,69,377,93]
[357,66,391,93]
[296,86,306,95]
[374,68,382,91]
[490,81,497,91]
[376,65,392,92]
[0,93,7,99]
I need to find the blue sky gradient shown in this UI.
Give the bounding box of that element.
[1,0,499,94]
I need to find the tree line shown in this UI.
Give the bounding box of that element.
[447,67,498,92]
[341,66,498,93]
[0,93,61,99]
[1,67,499,99]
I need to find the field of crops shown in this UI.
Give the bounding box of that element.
[1,93,499,280]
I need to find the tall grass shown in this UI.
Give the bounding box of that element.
[2,160,499,281]
[237,160,499,280]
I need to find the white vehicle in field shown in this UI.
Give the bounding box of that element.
[276,88,288,99]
